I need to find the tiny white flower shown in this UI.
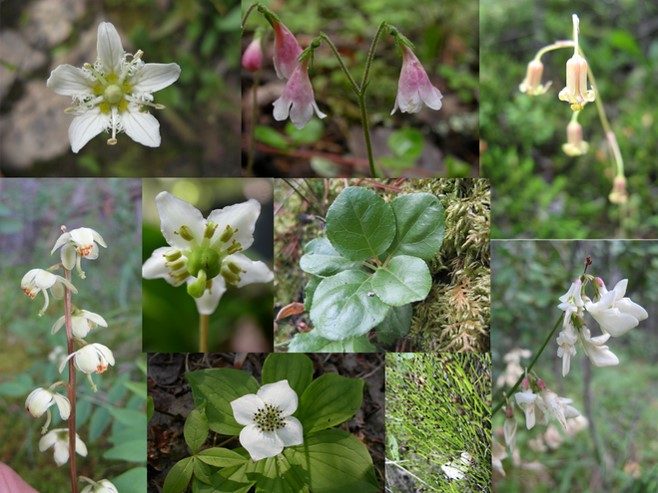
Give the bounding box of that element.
[52,309,108,338]
[47,22,181,152]
[39,428,87,466]
[81,479,119,493]
[585,278,648,337]
[59,343,115,375]
[556,311,578,377]
[492,439,507,477]
[537,389,580,433]
[25,387,70,420]
[51,226,107,278]
[230,379,304,461]
[21,269,78,316]
[142,191,274,315]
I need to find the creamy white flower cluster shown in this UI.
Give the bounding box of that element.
[557,276,647,377]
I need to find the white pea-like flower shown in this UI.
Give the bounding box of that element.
[51,227,107,278]
[21,269,78,316]
[39,428,87,466]
[25,387,71,420]
[52,309,107,338]
[585,278,648,337]
[59,343,115,375]
[230,379,304,461]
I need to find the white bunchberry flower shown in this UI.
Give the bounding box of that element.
[52,309,107,338]
[230,379,303,461]
[59,343,115,375]
[142,191,274,315]
[47,22,181,153]
[81,478,119,493]
[51,227,107,278]
[39,428,87,466]
[25,387,70,420]
[585,278,648,337]
[21,269,78,316]
[391,44,443,114]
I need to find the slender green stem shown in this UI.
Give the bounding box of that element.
[241,2,260,29]
[360,22,388,89]
[319,33,361,94]
[492,313,563,416]
[199,314,209,352]
[534,40,574,61]
[358,94,377,177]
[64,268,78,493]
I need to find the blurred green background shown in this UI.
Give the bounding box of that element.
[492,240,658,491]
[481,0,658,238]
[0,178,145,492]
[142,178,274,352]
[242,0,479,177]
[0,0,241,177]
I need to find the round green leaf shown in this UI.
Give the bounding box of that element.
[262,353,314,397]
[387,193,444,260]
[288,332,377,353]
[163,457,195,493]
[304,276,321,311]
[310,270,390,341]
[372,256,432,306]
[376,304,413,345]
[325,187,395,261]
[297,373,364,433]
[184,407,209,454]
[186,369,260,435]
[300,238,362,277]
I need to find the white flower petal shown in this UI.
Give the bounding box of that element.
[225,253,273,288]
[230,394,266,426]
[420,83,443,111]
[39,430,58,451]
[75,434,88,457]
[46,65,93,97]
[96,22,124,74]
[616,298,648,322]
[132,63,181,92]
[193,276,227,315]
[143,247,175,280]
[69,109,109,153]
[70,227,95,247]
[591,309,640,337]
[72,315,91,338]
[51,232,72,254]
[257,380,298,416]
[51,316,66,334]
[81,310,107,327]
[156,192,205,248]
[207,199,261,251]
[52,393,71,420]
[239,425,284,461]
[61,244,77,270]
[122,110,161,148]
[272,96,291,121]
[276,416,304,447]
[53,440,70,466]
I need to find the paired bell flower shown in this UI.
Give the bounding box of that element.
[52,308,107,338]
[51,226,107,279]
[230,379,304,461]
[142,191,274,315]
[25,387,70,420]
[47,22,181,152]
[273,59,327,129]
[21,269,77,316]
[391,45,443,114]
[39,428,87,466]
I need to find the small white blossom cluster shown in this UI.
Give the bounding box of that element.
[21,226,117,491]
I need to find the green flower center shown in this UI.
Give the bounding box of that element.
[187,247,221,279]
[104,84,123,104]
[253,403,286,432]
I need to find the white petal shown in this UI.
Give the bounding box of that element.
[276,416,304,446]
[59,352,76,374]
[239,425,283,461]
[230,394,265,425]
[69,110,109,153]
[257,380,297,416]
[71,315,91,338]
[208,199,261,251]
[225,253,273,288]
[53,441,70,466]
[156,192,205,248]
[81,310,107,327]
[143,247,173,280]
[94,343,115,366]
[97,22,124,74]
[272,96,291,121]
[132,63,181,92]
[46,65,93,97]
[61,244,77,270]
[610,279,628,302]
[592,309,640,337]
[312,101,327,120]
[34,270,57,289]
[39,430,58,451]
[617,298,648,321]
[420,83,443,110]
[122,110,161,148]
[52,393,71,420]
[75,434,88,457]
[91,229,107,248]
[193,276,227,315]
[51,232,71,254]
[26,388,52,417]
[289,99,314,130]
[70,227,95,247]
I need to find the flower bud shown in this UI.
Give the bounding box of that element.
[608,176,627,204]
[242,38,263,72]
[519,59,551,95]
[272,20,302,80]
[562,120,589,156]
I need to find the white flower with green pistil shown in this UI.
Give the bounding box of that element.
[46,22,181,153]
[21,269,78,316]
[51,226,107,279]
[142,191,274,315]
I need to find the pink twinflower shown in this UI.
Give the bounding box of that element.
[242,38,263,72]
[272,60,326,129]
[391,45,443,114]
[272,20,302,80]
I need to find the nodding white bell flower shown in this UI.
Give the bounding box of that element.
[52,309,107,338]
[21,269,78,316]
[230,379,304,461]
[142,191,274,315]
[558,15,595,111]
[25,387,70,420]
[59,343,115,375]
[391,45,443,115]
[272,59,327,130]
[46,22,181,153]
[39,428,87,466]
[80,478,119,493]
[519,59,551,96]
[51,227,107,278]
[585,278,648,337]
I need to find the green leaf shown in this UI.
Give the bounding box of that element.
[376,304,413,344]
[147,396,155,422]
[371,256,432,306]
[124,381,147,399]
[254,125,289,150]
[103,439,146,462]
[0,374,33,396]
[163,457,195,493]
[387,193,444,260]
[288,332,377,353]
[325,187,395,261]
[299,238,362,277]
[297,373,363,433]
[187,369,260,435]
[262,353,314,397]
[286,119,324,144]
[310,270,390,340]
[387,127,424,160]
[304,276,321,311]
[108,407,145,427]
[193,459,214,485]
[286,429,378,493]
[254,454,309,493]
[110,467,147,493]
[184,407,209,454]
[196,447,248,468]
[90,406,112,441]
